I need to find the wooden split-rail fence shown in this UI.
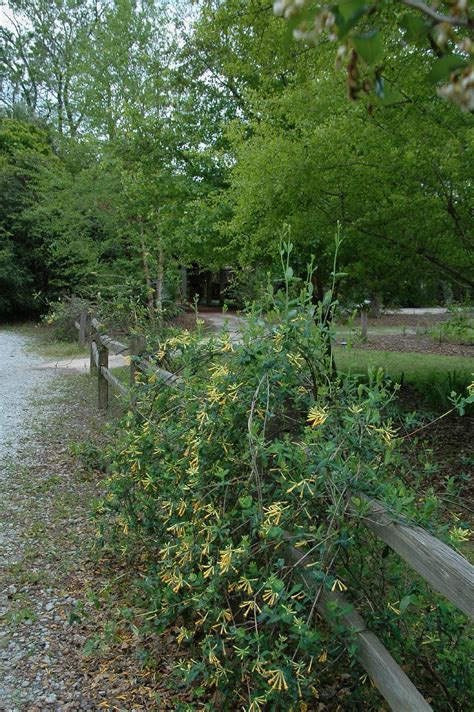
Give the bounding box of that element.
[74,311,473,712]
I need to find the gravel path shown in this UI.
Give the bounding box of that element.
[0,330,55,460]
[0,329,103,711]
[0,329,184,711]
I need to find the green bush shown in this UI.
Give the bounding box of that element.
[96,255,473,710]
[44,296,91,342]
[429,305,474,345]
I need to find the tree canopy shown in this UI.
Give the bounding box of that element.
[0,0,472,319]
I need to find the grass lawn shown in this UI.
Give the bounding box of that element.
[9,323,90,359]
[335,348,473,380]
[335,347,473,410]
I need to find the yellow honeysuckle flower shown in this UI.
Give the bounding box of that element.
[208,646,220,665]
[286,477,316,497]
[272,332,283,353]
[331,578,347,592]
[263,501,290,526]
[236,576,256,595]
[176,627,190,644]
[202,564,215,579]
[209,363,229,379]
[307,406,328,427]
[368,424,397,444]
[248,695,267,712]
[252,659,267,675]
[221,340,234,352]
[171,573,185,593]
[287,351,304,368]
[262,588,278,607]
[218,548,233,574]
[239,599,261,618]
[267,668,288,692]
[140,474,154,490]
[449,526,473,542]
[291,590,306,601]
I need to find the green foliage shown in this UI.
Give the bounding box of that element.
[222,68,473,303]
[336,347,474,411]
[0,117,56,319]
[96,257,471,709]
[429,305,474,345]
[44,296,91,342]
[2,1,472,322]
[275,1,474,111]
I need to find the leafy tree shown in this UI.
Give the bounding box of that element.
[189,1,473,303]
[0,116,57,317]
[274,0,473,112]
[1,0,105,135]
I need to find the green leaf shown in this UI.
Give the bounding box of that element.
[354,30,383,65]
[266,526,283,540]
[337,0,368,22]
[429,55,469,83]
[239,495,253,509]
[335,2,368,39]
[399,13,429,44]
[400,595,412,614]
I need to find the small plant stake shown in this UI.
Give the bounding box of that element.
[361,299,370,339]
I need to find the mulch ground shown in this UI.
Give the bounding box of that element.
[353,332,474,357]
[366,313,449,328]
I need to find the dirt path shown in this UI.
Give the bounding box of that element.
[200,310,246,341]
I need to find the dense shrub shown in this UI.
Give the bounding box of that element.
[96,260,473,710]
[44,296,92,342]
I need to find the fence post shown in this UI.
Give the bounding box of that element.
[78,309,88,346]
[98,343,109,410]
[130,334,147,387]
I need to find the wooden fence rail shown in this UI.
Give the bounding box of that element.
[355,495,474,619]
[74,311,473,711]
[284,541,433,711]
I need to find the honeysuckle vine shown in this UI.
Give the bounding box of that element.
[95,243,473,710]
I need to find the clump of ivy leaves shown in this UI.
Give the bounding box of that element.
[95,239,473,711]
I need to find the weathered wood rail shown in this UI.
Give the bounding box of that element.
[74,310,473,711]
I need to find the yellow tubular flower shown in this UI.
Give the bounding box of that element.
[236,576,256,594]
[307,406,328,427]
[331,578,347,592]
[239,599,261,618]
[267,669,289,692]
[262,588,278,607]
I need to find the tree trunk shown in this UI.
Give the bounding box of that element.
[156,243,164,325]
[139,223,154,319]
